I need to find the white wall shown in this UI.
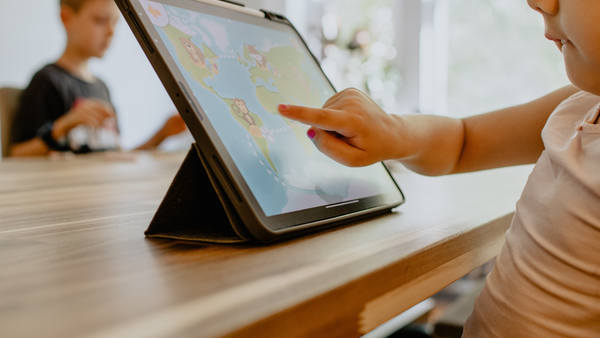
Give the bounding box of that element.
[0,0,285,151]
[0,2,65,88]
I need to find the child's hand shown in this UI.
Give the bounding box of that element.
[54,99,115,139]
[278,88,403,167]
[160,114,187,138]
[134,114,188,151]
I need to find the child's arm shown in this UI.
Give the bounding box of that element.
[10,99,115,157]
[134,114,187,150]
[9,138,52,157]
[279,85,578,176]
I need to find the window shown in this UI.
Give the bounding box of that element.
[447,0,570,117]
[285,0,402,112]
[273,0,571,116]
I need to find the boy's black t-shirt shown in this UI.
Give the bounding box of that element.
[11,64,118,151]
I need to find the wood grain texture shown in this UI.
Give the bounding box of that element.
[0,153,533,338]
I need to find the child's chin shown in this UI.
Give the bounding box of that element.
[93,46,111,58]
[94,50,109,58]
[565,69,600,95]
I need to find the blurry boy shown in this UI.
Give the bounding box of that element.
[9,0,186,156]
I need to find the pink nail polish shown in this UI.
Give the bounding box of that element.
[279,104,288,112]
[307,129,316,140]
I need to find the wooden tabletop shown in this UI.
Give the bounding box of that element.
[0,152,533,338]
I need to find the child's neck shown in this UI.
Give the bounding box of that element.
[56,45,95,83]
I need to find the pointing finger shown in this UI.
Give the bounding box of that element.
[279,104,355,135]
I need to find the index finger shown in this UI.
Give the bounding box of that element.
[278,104,354,135]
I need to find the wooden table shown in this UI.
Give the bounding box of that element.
[0,152,533,338]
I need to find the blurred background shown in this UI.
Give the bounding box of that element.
[0,0,569,150]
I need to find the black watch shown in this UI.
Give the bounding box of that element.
[37,122,60,150]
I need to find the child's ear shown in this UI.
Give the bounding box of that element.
[60,5,76,29]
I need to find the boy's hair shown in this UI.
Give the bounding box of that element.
[60,0,90,12]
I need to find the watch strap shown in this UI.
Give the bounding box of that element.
[37,122,60,150]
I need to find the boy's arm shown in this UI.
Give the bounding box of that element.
[9,138,51,157]
[134,114,187,150]
[279,85,579,176]
[10,99,115,157]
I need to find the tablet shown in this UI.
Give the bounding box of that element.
[117,0,405,242]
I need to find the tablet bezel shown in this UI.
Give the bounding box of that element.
[117,0,405,242]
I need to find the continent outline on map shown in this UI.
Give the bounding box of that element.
[162,23,277,172]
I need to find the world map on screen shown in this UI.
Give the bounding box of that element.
[141,0,394,216]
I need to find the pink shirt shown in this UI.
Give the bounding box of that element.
[464,91,600,337]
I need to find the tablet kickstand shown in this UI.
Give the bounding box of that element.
[145,144,252,244]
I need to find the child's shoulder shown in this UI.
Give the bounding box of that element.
[550,90,600,121]
[557,90,600,110]
[27,64,109,96]
[545,90,600,136]
[28,64,71,89]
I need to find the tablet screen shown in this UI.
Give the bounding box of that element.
[137,0,401,217]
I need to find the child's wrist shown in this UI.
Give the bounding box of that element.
[52,118,69,140]
[389,114,412,160]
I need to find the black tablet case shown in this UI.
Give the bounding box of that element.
[145,144,252,243]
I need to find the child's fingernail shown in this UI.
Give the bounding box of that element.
[278,104,289,112]
[307,129,316,140]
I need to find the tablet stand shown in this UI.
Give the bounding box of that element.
[145,144,252,243]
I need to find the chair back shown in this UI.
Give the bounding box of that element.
[0,87,23,157]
